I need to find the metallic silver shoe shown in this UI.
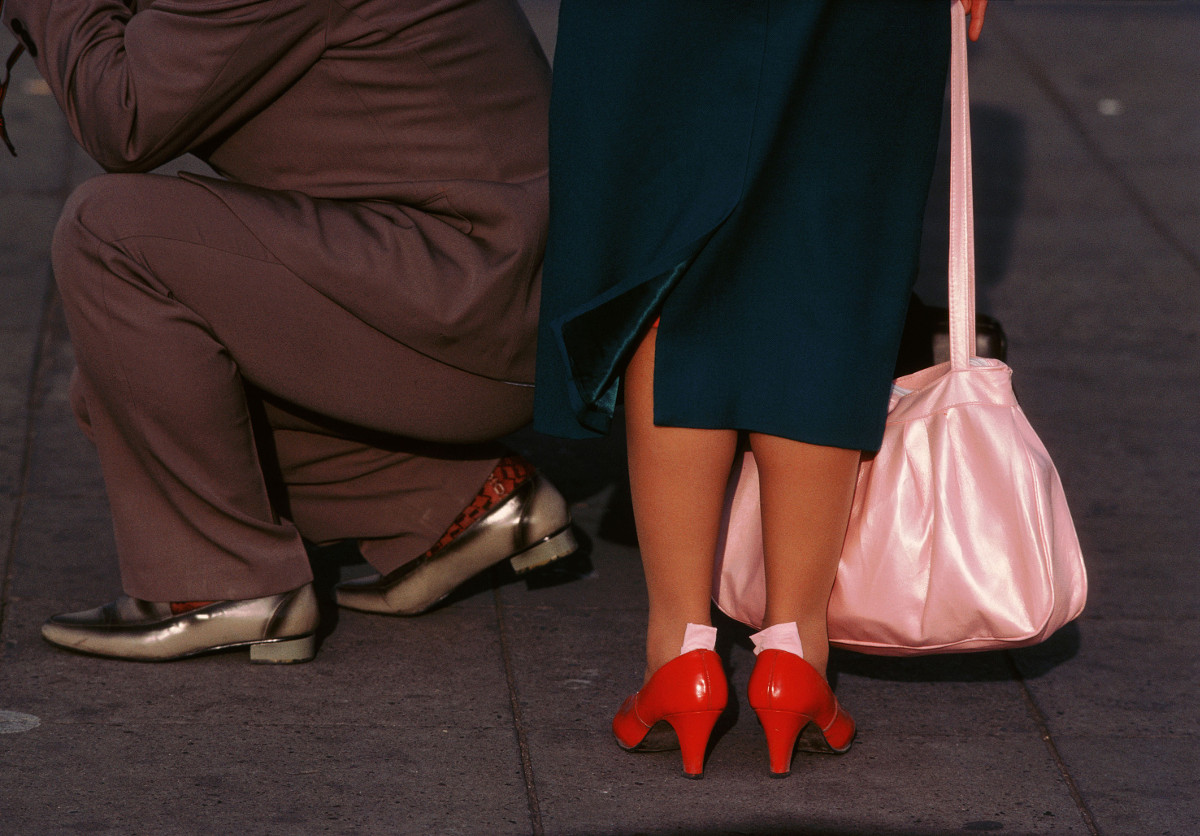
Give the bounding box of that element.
[41,584,319,663]
[335,473,577,615]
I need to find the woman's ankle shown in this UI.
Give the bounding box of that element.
[644,621,716,682]
[753,619,830,678]
[750,621,805,657]
[680,623,717,653]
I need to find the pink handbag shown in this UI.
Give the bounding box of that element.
[711,4,1087,656]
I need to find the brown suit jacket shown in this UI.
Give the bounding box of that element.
[3,0,550,384]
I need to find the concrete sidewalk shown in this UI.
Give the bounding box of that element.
[1,3,1196,833]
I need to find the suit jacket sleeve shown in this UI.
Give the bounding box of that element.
[2,0,327,171]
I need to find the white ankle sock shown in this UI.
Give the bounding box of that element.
[679,623,718,654]
[749,622,804,658]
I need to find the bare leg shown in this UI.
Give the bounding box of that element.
[749,432,860,678]
[625,329,738,680]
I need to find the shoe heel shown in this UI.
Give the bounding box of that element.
[664,709,723,778]
[249,634,316,664]
[509,526,578,574]
[754,708,807,777]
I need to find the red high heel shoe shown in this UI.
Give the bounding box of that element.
[748,649,855,777]
[612,649,728,778]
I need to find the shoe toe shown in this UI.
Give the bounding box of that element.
[39,586,318,663]
[335,474,577,615]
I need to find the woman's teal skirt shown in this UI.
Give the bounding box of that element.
[534,0,950,451]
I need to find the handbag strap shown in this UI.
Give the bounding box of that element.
[948,2,977,370]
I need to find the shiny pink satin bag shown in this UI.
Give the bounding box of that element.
[711,5,1087,655]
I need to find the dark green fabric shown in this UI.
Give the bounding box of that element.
[535,1,950,450]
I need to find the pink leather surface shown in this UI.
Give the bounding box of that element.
[711,4,1087,655]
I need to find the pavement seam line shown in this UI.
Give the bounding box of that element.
[1007,653,1101,836]
[993,15,1200,279]
[493,585,545,836]
[0,277,59,662]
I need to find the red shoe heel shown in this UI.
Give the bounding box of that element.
[613,649,728,778]
[663,709,725,778]
[752,707,808,777]
[748,649,855,777]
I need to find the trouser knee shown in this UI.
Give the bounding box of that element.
[51,174,145,306]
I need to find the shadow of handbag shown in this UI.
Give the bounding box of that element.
[711,3,1087,656]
